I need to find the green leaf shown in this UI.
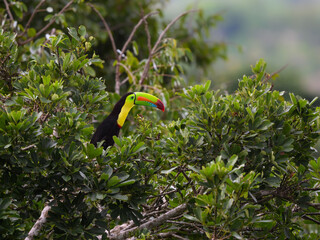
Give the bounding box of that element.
[131,142,146,154]
[62,52,72,71]
[161,166,178,175]
[27,28,36,37]
[62,175,71,182]
[289,93,297,105]
[111,194,128,201]
[226,154,238,169]
[0,198,12,210]
[68,27,80,42]
[184,214,200,222]
[44,14,53,21]
[107,176,120,187]
[132,41,139,55]
[78,25,87,37]
[117,179,135,187]
[87,144,103,159]
[204,80,211,91]
[258,120,273,130]
[113,136,121,147]
[246,107,255,121]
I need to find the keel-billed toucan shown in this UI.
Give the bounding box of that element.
[91,92,165,149]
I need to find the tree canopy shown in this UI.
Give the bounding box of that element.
[1,1,320,239]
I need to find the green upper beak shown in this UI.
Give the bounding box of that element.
[134,92,165,112]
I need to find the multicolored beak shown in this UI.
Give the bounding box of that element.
[134,92,165,112]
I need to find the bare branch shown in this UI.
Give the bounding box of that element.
[109,203,187,240]
[303,188,320,191]
[302,215,320,225]
[141,10,152,54]
[18,0,46,37]
[114,11,158,94]
[21,144,36,151]
[25,203,52,240]
[18,0,74,45]
[120,11,158,58]
[87,2,117,58]
[3,0,14,21]
[139,10,197,85]
[262,64,288,84]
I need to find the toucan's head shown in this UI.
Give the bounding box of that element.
[127,92,165,111]
[117,92,165,127]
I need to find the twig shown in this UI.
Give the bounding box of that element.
[119,11,158,60]
[141,9,152,54]
[308,203,320,210]
[18,0,46,37]
[171,234,189,240]
[3,0,14,21]
[114,11,158,94]
[25,203,52,240]
[87,2,117,57]
[303,188,320,191]
[167,220,204,233]
[181,169,197,194]
[302,215,320,225]
[21,144,36,151]
[262,64,288,84]
[18,0,74,45]
[139,9,197,85]
[305,212,320,216]
[109,203,187,240]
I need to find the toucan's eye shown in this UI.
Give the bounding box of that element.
[131,96,134,100]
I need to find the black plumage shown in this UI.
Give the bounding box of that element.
[90,92,132,149]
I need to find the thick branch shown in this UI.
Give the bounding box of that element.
[3,0,14,21]
[109,203,187,240]
[25,204,51,240]
[18,0,74,45]
[139,10,197,85]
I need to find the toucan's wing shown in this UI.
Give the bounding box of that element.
[90,115,120,149]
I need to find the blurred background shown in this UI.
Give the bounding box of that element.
[165,0,320,100]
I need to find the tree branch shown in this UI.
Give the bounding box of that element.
[109,203,187,240]
[3,0,14,21]
[120,11,158,57]
[18,0,74,45]
[114,11,158,94]
[25,203,52,240]
[18,0,46,37]
[139,9,197,85]
[302,214,320,225]
[141,10,152,54]
[87,2,117,58]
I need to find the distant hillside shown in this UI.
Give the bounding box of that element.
[165,0,320,98]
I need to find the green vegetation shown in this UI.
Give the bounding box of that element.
[1,1,320,239]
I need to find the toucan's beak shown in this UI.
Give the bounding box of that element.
[134,92,165,112]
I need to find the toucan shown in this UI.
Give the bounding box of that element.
[91,92,165,149]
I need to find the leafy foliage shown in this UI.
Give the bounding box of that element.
[1,1,320,239]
